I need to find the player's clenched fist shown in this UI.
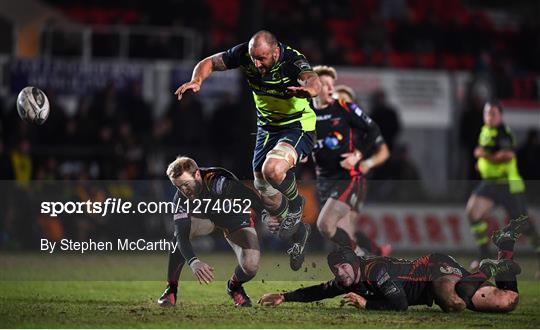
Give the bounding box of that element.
[258,293,284,307]
[174,80,201,101]
[190,260,214,284]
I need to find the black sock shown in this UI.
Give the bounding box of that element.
[167,242,185,287]
[496,274,519,293]
[455,271,489,309]
[229,265,255,289]
[479,244,491,260]
[331,227,354,249]
[355,232,381,255]
[274,170,302,211]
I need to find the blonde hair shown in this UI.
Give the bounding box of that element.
[166,156,198,180]
[313,65,337,80]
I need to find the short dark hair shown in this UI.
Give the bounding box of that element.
[166,156,198,180]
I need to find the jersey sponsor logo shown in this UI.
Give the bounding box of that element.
[316,114,332,121]
[293,59,311,72]
[213,176,226,195]
[377,271,390,286]
[324,131,344,150]
[439,265,462,277]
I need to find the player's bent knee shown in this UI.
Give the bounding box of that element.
[266,143,297,168]
[317,219,335,237]
[261,161,288,185]
[240,259,259,276]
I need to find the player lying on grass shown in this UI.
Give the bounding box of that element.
[259,247,520,313]
[158,156,265,307]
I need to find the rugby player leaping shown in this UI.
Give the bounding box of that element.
[175,30,321,270]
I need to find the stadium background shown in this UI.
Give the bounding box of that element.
[0,0,539,257]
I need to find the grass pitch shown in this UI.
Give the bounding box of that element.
[1,252,539,328]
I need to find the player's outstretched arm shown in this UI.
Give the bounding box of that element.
[174,52,228,100]
[259,280,346,307]
[174,216,215,284]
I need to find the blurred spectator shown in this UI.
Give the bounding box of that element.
[0,139,14,179]
[122,81,152,134]
[369,89,402,152]
[166,92,206,148]
[10,139,32,186]
[371,144,423,202]
[458,95,485,180]
[209,93,239,170]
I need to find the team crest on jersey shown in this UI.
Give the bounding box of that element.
[331,118,341,126]
[439,265,462,276]
[324,131,344,150]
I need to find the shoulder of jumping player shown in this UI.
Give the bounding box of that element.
[281,44,314,78]
[222,42,250,69]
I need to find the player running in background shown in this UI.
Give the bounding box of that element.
[465,100,540,277]
[310,65,390,255]
[158,156,265,307]
[174,30,320,270]
[259,247,521,313]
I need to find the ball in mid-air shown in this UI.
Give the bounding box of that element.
[16,86,50,125]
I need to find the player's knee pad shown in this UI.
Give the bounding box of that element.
[266,143,297,167]
[254,177,279,197]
